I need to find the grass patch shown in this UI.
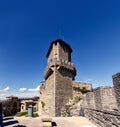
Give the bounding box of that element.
[33,113,39,117]
[15,112,28,117]
[15,112,39,117]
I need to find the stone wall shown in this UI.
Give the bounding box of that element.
[85,108,120,127]
[94,87,102,110]
[113,73,120,111]
[85,92,95,109]
[40,65,74,116]
[93,87,117,111]
[83,86,119,127]
[55,67,73,116]
[73,81,92,91]
[40,71,55,116]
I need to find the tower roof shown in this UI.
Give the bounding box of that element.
[46,39,72,58]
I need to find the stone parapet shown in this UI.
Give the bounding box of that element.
[82,84,119,127]
[85,92,95,109]
[85,108,120,127]
[93,86,117,111]
[73,81,92,91]
[41,115,52,127]
[44,59,76,80]
[48,58,75,68]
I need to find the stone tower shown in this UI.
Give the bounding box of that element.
[40,39,76,116]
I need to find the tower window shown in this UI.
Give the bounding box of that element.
[55,42,57,45]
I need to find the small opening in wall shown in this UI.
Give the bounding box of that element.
[55,42,57,45]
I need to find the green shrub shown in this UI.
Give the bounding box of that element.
[73,87,90,94]
[33,107,36,112]
[41,101,45,108]
[33,113,39,117]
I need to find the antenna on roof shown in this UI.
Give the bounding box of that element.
[59,29,64,40]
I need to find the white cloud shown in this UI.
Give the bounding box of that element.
[3,86,10,91]
[0,93,6,97]
[14,92,39,98]
[28,85,40,92]
[0,93,7,100]
[19,88,27,92]
[0,85,40,100]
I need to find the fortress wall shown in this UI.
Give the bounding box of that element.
[83,86,119,127]
[55,68,73,116]
[100,87,117,111]
[94,87,102,110]
[85,108,120,127]
[113,73,120,111]
[85,92,95,109]
[73,81,92,91]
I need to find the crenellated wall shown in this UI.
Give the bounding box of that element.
[83,84,120,127]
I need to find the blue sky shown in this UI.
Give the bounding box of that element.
[0,0,120,99]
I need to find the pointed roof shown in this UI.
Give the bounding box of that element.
[46,39,72,58]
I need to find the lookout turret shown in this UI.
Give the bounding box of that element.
[44,39,76,80]
[46,39,72,63]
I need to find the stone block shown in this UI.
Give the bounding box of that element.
[41,115,52,122]
[42,122,52,127]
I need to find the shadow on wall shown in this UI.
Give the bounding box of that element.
[3,116,26,127]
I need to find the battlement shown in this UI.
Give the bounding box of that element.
[73,81,92,91]
[48,58,75,68]
[44,58,76,80]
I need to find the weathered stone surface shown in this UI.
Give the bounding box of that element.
[82,83,119,127]
[113,72,120,111]
[73,81,92,91]
[85,108,120,127]
[85,92,95,109]
[41,115,52,122]
[93,86,117,111]
[42,122,52,127]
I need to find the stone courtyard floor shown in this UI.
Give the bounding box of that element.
[3,116,98,127]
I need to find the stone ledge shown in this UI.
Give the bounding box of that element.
[41,115,52,122]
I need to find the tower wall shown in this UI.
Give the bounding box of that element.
[40,73,55,116]
[45,72,55,116]
[48,43,58,65]
[55,67,73,116]
[58,42,71,62]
